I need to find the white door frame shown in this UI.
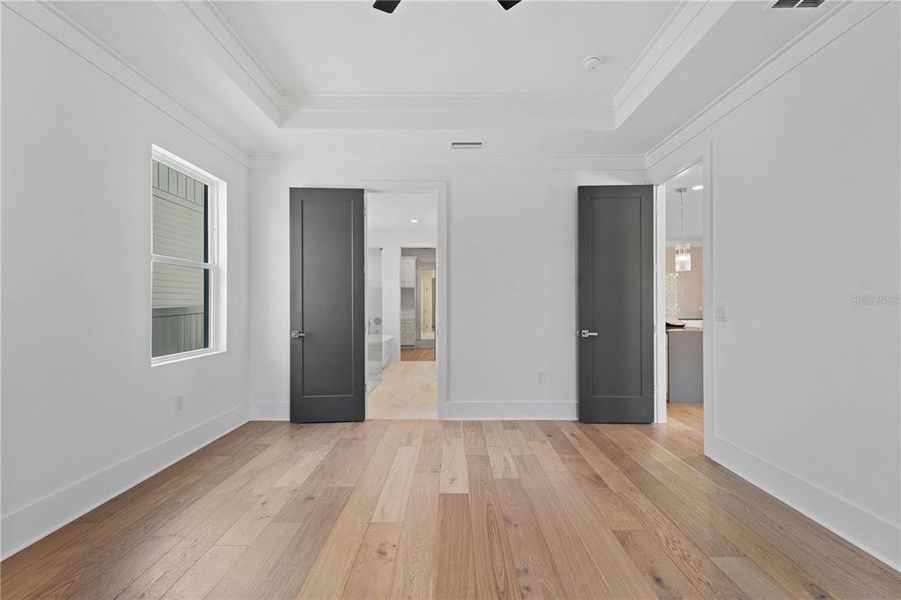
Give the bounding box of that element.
[363,180,449,419]
[651,147,714,438]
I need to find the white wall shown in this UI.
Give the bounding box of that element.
[649,3,900,568]
[248,161,645,420]
[1,9,251,557]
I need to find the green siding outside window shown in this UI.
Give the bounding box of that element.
[151,160,209,358]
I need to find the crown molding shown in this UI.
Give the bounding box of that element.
[281,93,614,130]
[156,0,283,123]
[4,1,252,168]
[613,0,734,128]
[614,0,688,100]
[645,0,869,169]
[286,92,607,112]
[279,105,616,131]
[203,1,290,98]
[142,0,737,132]
[248,153,647,172]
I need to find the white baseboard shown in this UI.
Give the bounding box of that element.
[442,400,578,420]
[249,400,290,420]
[0,404,249,560]
[249,399,577,421]
[708,434,901,572]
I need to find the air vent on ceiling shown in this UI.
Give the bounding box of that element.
[451,142,484,150]
[772,0,825,7]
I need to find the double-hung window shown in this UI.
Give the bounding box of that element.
[151,146,226,364]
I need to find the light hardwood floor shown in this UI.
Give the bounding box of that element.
[3,405,899,599]
[368,361,437,419]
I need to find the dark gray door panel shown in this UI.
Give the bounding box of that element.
[290,188,365,422]
[578,185,654,423]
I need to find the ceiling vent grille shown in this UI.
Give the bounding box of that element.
[451,142,484,150]
[772,0,825,7]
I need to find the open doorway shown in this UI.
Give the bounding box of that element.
[401,248,437,362]
[657,162,706,429]
[366,192,439,418]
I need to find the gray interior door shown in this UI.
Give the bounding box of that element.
[578,185,654,423]
[290,188,365,422]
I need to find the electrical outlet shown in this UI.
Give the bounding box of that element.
[174,395,184,412]
[715,306,727,322]
[537,371,547,384]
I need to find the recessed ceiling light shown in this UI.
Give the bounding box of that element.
[692,185,704,191]
[410,219,419,224]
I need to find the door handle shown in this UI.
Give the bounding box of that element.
[291,330,306,339]
[580,329,598,338]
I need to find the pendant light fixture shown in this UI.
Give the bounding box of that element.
[674,187,691,272]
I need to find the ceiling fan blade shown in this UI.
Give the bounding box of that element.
[498,0,522,9]
[373,1,401,13]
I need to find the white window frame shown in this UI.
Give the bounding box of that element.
[151,145,227,366]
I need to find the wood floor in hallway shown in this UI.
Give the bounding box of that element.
[3,405,899,599]
[368,360,437,419]
[401,347,436,361]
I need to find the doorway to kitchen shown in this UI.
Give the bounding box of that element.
[656,160,708,434]
[366,191,440,419]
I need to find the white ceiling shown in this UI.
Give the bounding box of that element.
[368,192,438,234]
[45,0,835,158]
[212,0,675,99]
